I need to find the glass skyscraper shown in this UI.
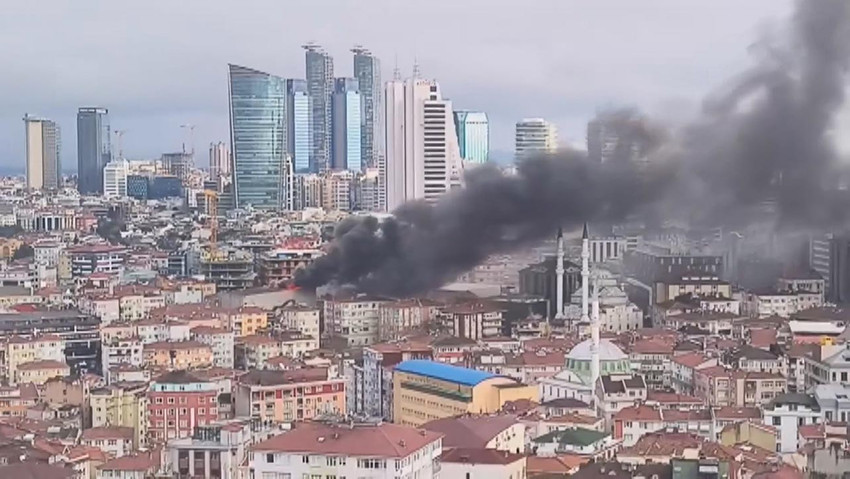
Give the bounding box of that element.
[77,107,111,194]
[228,64,290,210]
[453,111,489,164]
[304,44,333,172]
[286,79,312,174]
[332,78,362,172]
[352,47,382,170]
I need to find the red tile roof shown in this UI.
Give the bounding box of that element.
[81,426,134,441]
[98,451,159,472]
[714,407,762,421]
[422,415,519,449]
[631,339,675,355]
[614,405,662,422]
[251,423,442,458]
[441,447,524,465]
[646,391,704,405]
[17,360,68,371]
[672,352,711,368]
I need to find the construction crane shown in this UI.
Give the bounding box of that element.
[204,189,219,252]
[180,124,195,153]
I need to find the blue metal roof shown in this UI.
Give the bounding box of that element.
[395,359,496,386]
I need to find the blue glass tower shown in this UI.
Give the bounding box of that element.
[453,111,489,164]
[286,79,312,174]
[77,107,111,194]
[331,78,362,172]
[228,64,289,210]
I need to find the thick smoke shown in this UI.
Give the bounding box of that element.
[296,0,850,296]
[672,0,850,226]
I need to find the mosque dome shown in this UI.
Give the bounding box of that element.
[566,338,627,362]
[555,338,631,385]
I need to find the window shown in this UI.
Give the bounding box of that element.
[266,453,274,463]
[179,397,187,404]
[199,397,206,404]
[155,397,163,404]
[167,397,175,404]
[198,408,205,415]
[302,455,310,464]
[772,416,781,426]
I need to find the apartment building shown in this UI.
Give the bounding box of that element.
[148,371,220,443]
[233,369,345,423]
[249,422,442,479]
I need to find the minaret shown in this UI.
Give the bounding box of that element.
[580,223,590,324]
[555,227,565,319]
[590,278,601,396]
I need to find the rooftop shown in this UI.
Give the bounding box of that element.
[422,415,519,449]
[441,447,524,465]
[81,426,134,441]
[251,422,442,458]
[533,427,608,447]
[395,360,496,386]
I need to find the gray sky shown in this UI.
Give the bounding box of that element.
[0,0,804,170]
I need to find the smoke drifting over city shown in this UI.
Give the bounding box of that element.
[295,0,850,297]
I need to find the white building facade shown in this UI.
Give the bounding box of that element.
[385,78,463,211]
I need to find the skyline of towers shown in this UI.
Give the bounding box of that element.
[227,64,292,211]
[453,110,489,164]
[304,43,334,173]
[331,77,362,172]
[353,46,383,171]
[24,115,61,191]
[515,118,558,160]
[286,79,312,174]
[76,107,111,194]
[385,77,463,211]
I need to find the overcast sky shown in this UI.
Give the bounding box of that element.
[0,0,807,171]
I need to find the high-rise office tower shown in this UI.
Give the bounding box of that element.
[587,111,649,164]
[228,64,291,210]
[285,79,312,174]
[24,115,61,191]
[352,47,383,171]
[515,118,557,159]
[453,111,489,164]
[76,107,111,195]
[331,78,362,172]
[209,142,230,180]
[103,158,129,198]
[304,43,334,173]
[385,78,463,211]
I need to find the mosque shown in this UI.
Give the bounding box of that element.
[538,225,646,424]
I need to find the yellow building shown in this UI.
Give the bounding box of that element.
[15,359,70,385]
[90,382,149,449]
[719,420,777,452]
[226,307,268,336]
[393,359,539,426]
[4,334,65,384]
[0,238,23,259]
[142,340,213,369]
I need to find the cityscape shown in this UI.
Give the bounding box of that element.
[3,1,850,479]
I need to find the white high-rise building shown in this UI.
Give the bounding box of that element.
[24,115,61,190]
[515,118,557,159]
[103,159,129,198]
[385,78,463,211]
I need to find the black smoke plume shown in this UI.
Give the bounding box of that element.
[296,0,850,296]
